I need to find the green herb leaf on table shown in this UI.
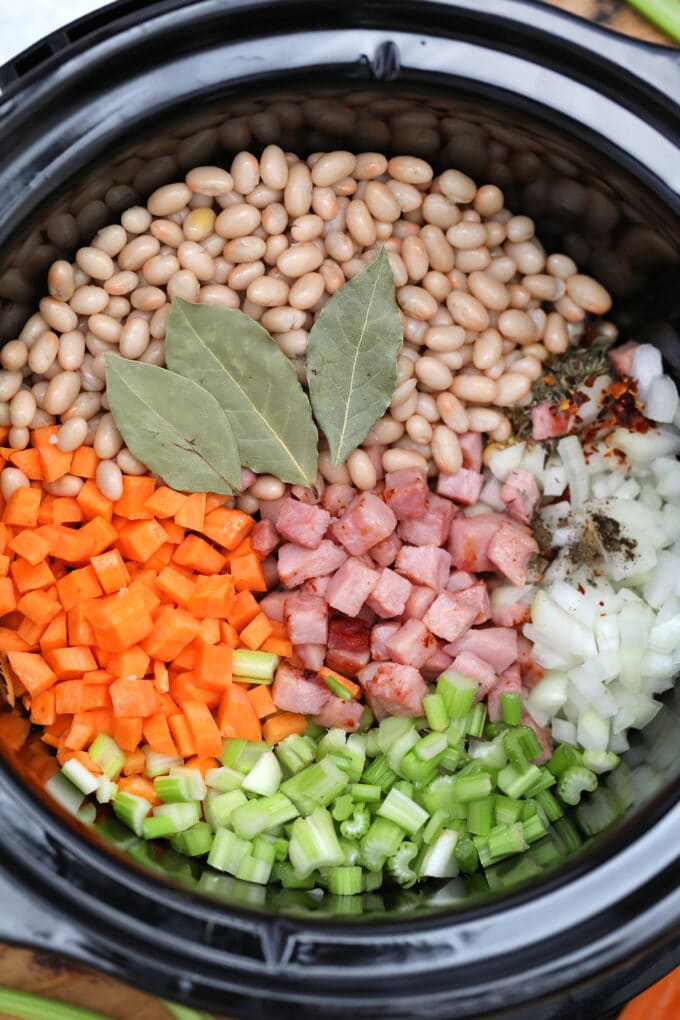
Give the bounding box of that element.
[105,357,242,495]
[165,299,318,488]
[306,247,402,466]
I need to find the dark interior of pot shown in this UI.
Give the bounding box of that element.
[0,76,679,922]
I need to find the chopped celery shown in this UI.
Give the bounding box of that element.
[61,760,98,796]
[467,798,494,836]
[143,814,176,840]
[423,692,448,732]
[281,757,347,815]
[387,841,418,888]
[419,829,459,878]
[154,774,196,804]
[322,674,352,701]
[340,805,370,840]
[232,649,279,682]
[289,806,344,878]
[377,788,429,835]
[327,865,363,895]
[241,750,282,796]
[222,739,270,773]
[89,733,126,780]
[378,715,418,772]
[558,766,598,806]
[208,827,252,874]
[350,783,381,803]
[205,766,244,792]
[153,801,202,833]
[451,772,493,803]
[232,791,299,840]
[501,692,522,726]
[497,762,541,799]
[437,672,478,718]
[423,808,449,845]
[582,750,620,775]
[208,789,248,830]
[547,743,583,777]
[113,792,150,836]
[144,749,184,779]
[274,733,317,774]
[361,817,405,871]
[171,822,214,857]
[168,767,206,800]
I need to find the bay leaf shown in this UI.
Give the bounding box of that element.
[105,356,242,495]
[165,298,318,488]
[306,247,402,466]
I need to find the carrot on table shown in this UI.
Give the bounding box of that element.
[262,712,307,745]
[217,683,262,741]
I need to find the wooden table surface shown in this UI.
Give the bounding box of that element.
[0,2,675,1018]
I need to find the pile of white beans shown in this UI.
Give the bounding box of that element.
[0,148,613,506]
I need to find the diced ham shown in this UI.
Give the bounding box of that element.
[531,400,570,441]
[258,590,287,623]
[487,663,521,722]
[500,468,540,525]
[277,540,347,588]
[404,584,437,619]
[488,521,538,586]
[258,495,288,522]
[322,483,357,517]
[398,492,455,547]
[284,592,328,645]
[332,492,397,556]
[436,468,484,506]
[356,603,378,627]
[291,480,323,504]
[517,633,545,688]
[366,568,412,619]
[451,650,496,700]
[370,621,401,661]
[363,445,386,481]
[459,431,482,472]
[301,574,332,598]
[523,712,553,765]
[447,512,506,573]
[250,518,280,557]
[608,340,638,379]
[370,531,403,567]
[383,466,429,520]
[312,697,363,731]
[241,468,257,491]
[272,661,330,715]
[386,619,439,669]
[326,618,371,676]
[358,661,427,720]
[445,626,518,674]
[455,580,491,624]
[262,556,279,590]
[396,544,452,591]
[422,646,453,680]
[293,643,326,671]
[276,498,331,550]
[326,557,379,617]
[447,570,476,592]
[490,583,534,627]
[423,590,477,642]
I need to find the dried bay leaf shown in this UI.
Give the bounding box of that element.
[306,247,402,466]
[166,299,318,488]
[105,357,241,495]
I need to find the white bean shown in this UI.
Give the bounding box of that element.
[318,450,351,484]
[0,371,23,402]
[116,448,148,475]
[450,373,498,403]
[58,417,89,451]
[431,424,463,473]
[43,475,84,497]
[382,448,428,473]
[9,389,37,428]
[94,413,123,459]
[1,466,30,499]
[44,371,82,415]
[415,356,453,391]
[347,449,377,491]
[494,372,532,405]
[250,475,286,501]
[447,291,490,332]
[1,341,28,371]
[364,415,405,445]
[566,274,612,314]
[96,459,124,500]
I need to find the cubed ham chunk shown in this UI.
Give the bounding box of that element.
[608,340,638,379]
[404,584,437,619]
[332,492,397,556]
[370,621,401,661]
[358,661,427,720]
[523,712,553,764]
[356,603,378,627]
[451,650,496,700]
[284,592,328,645]
[447,570,476,592]
[423,590,478,642]
[326,618,371,676]
[398,492,454,547]
[490,583,534,627]
[396,544,452,591]
[370,531,403,567]
[250,518,280,557]
[272,662,330,715]
[436,468,484,506]
[293,643,326,671]
[383,466,429,520]
[531,401,570,441]
[241,468,257,491]
[277,540,347,589]
[500,468,540,525]
[258,590,287,623]
[487,663,521,722]
[459,431,483,472]
[322,483,357,517]
[386,619,439,669]
[327,557,379,617]
[422,646,453,679]
[258,495,288,522]
[517,633,545,688]
[488,521,538,586]
[276,498,331,550]
[312,697,363,731]
[366,568,412,619]
[445,626,518,674]
[455,580,491,624]
[447,512,506,573]
[301,574,332,598]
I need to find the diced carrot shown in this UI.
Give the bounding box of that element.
[114,476,156,520]
[219,621,240,648]
[184,755,219,775]
[17,590,62,627]
[230,552,267,593]
[106,645,151,679]
[37,496,55,526]
[227,536,254,561]
[160,520,185,545]
[247,684,277,720]
[262,712,307,745]
[141,606,201,661]
[52,497,84,525]
[187,574,235,619]
[0,524,10,555]
[173,534,226,574]
[90,549,131,593]
[40,611,68,653]
[79,516,118,556]
[31,426,60,449]
[205,493,228,513]
[70,446,99,479]
[174,491,206,531]
[110,676,157,718]
[113,716,143,752]
[155,564,196,607]
[76,480,113,522]
[37,444,73,483]
[30,689,56,726]
[70,750,103,775]
[118,775,159,804]
[56,564,104,611]
[16,616,46,648]
[82,669,113,684]
[200,507,253,551]
[199,618,220,645]
[194,641,232,691]
[55,681,110,714]
[8,529,51,565]
[143,486,187,519]
[238,611,274,651]
[155,691,180,716]
[87,589,155,653]
[127,577,162,613]
[153,661,169,693]
[168,714,197,757]
[0,554,9,577]
[46,646,98,680]
[217,684,262,741]
[116,518,167,563]
[3,487,42,527]
[0,577,17,616]
[6,651,57,697]
[0,611,23,630]
[174,643,197,670]
[66,604,96,646]
[0,626,31,652]
[318,666,362,700]
[0,711,31,751]
[226,590,260,631]
[183,699,223,757]
[142,713,178,755]
[145,543,174,572]
[40,525,94,564]
[7,449,42,481]
[268,619,288,640]
[10,558,55,594]
[170,672,220,710]
[261,636,293,658]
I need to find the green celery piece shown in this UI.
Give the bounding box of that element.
[143,750,184,779]
[467,798,494,836]
[624,0,680,44]
[340,804,370,840]
[153,801,202,833]
[423,692,448,732]
[168,767,207,800]
[231,791,299,839]
[252,835,278,864]
[350,783,381,803]
[547,743,583,777]
[327,865,363,895]
[289,806,344,878]
[422,809,449,846]
[234,854,273,885]
[323,673,353,701]
[270,862,318,889]
[501,692,522,726]
[558,766,598,806]
[497,762,541,799]
[332,793,355,822]
[582,750,620,775]
[487,822,529,862]
[494,795,523,826]
[113,791,150,836]
[275,733,317,774]
[536,789,564,822]
[451,772,493,804]
[280,757,347,815]
[222,738,270,773]
[467,732,508,770]
[378,715,419,772]
[89,733,125,780]
[209,789,248,830]
[208,827,252,874]
[154,774,195,804]
[454,835,479,874]
[387,841,418,888]
[142,814,176,840]
[362,754,398,791]
[232,649,279,681]
[418,828,459,878]
[437,672,478,718]
[171,822,214,857]
[399,747,442,784]
[205,766,244,793]
[465,703,487,737]
[377,787,429,835]
[414,731,448,761]
[523,813,548,844]
[361,816,405,871]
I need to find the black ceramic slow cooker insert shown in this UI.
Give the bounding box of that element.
[0,2,679,1017]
